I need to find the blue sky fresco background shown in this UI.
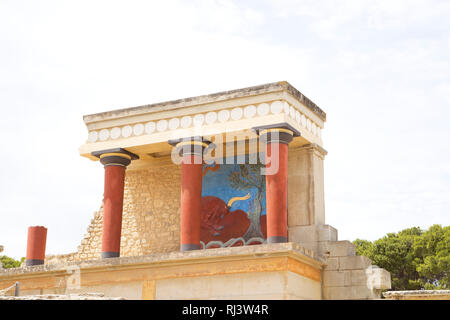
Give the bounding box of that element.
[202,162,267,216]
[0,0,449,259]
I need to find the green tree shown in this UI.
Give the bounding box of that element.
[353,239,374,257]
[413,225,449,289]
[0,255,24,269]
[353,224,449,291]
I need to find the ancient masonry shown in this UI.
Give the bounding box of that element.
[2,82,391,299]
[0,293,126,300]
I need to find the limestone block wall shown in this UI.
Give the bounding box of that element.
[288,144,326,229]
[322,242,392,299]
[121,164,181,255]
[286,224,391,299]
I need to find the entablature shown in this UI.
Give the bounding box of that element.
[79,81,326,169]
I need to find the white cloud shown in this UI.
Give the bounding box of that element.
[263,0,450,39]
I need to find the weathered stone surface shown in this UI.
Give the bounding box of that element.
[365,266,391,290]
[1,243,324,300]
[349,269,367,286]
[288,145,327,227]
[324,257,339,271]
[0,293,126,300]
[288,224,337,244]
[322,256,390,299]
[383,290,450,300]
[323,270,351,287]
[338,256,371,270]
[0,243,325,278]
[319,241,356,257]
[323,285,380,300]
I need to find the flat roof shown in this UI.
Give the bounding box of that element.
[83,81,326,124]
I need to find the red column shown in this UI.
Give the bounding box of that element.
[91,149,138,259]
[169,137,212,251]
[265,142,289,243]
[180,154,203,251]
[26,226,47,266]
[261,128,293,243]
[101,164,126,258]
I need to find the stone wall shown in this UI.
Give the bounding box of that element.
[383,290,450,300]
[286,224,391,299]
[0,293,125,300]
[2,243,323,300]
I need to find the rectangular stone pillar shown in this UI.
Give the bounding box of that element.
[287,143,327,227]
[287,143,329,249]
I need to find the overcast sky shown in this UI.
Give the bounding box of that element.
[1,0,449,259]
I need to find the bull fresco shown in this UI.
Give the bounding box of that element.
[201,160,267,248]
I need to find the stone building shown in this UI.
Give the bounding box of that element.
[383,290,450,300]
[0,81,391,299]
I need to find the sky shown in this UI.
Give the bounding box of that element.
[0,0,449,259]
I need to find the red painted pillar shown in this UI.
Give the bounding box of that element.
[101,164,126,258]
[180,154,203,251]
[91,149,138,259]
[260,128,294,243]
[169,137,212,251]
[26,226,47,266]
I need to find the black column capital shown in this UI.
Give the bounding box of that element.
[253,122,300,145]
[255,126,298,145]
[91,148,139,167]
[168,136,215,158]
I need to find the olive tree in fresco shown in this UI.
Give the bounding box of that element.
[229,164,265,239]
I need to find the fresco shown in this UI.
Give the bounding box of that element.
[200,160,267,248]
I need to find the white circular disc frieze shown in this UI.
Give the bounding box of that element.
[289,106,295,119]
[156,119,168,132]
[88,131,98,143]
[283,102,290,114]
[257,103,269,116]
[99,129,110,141]
[133,123,144,136]
[218,110,230,122]
[180,116,192,128]
[193,114,205,126]
[145,122,156,134]
[301,114,306,127]
[110,127,121,139]
[270,101,283,114]
[121,125,132,138]
[168,118,180,130]
[244,105,256,118]
[231,108,243,120]
[295,111,301,124]
[205,112,217,124]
